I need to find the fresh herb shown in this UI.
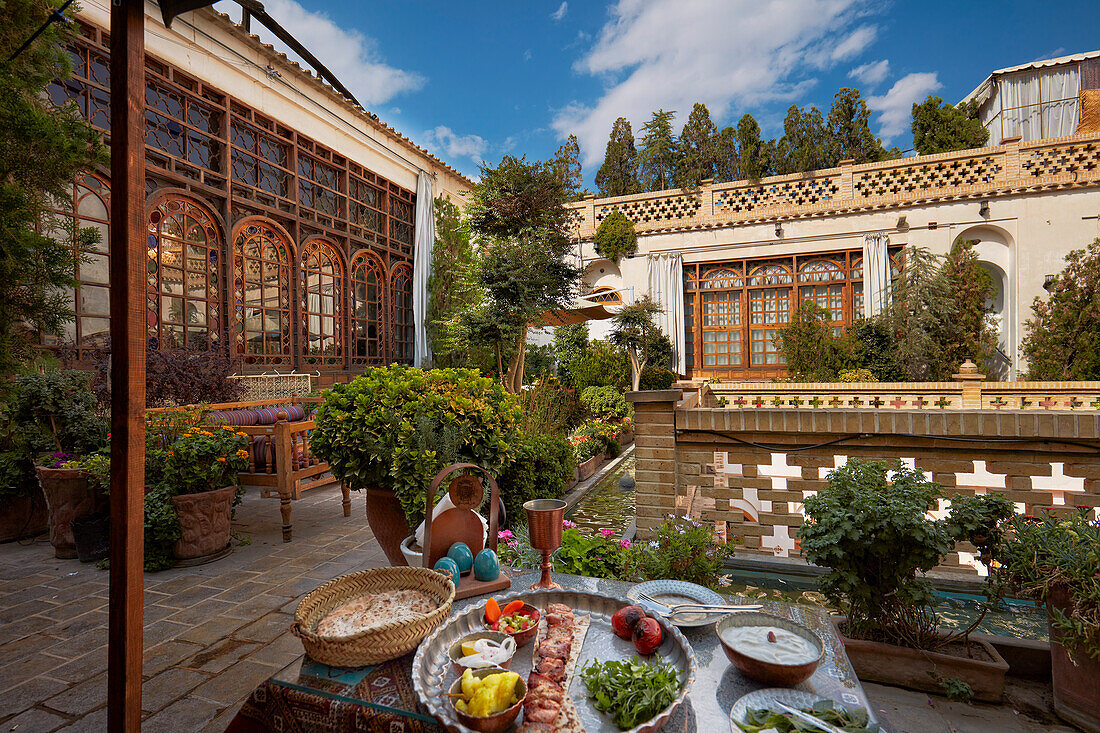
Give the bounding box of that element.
[580,656,680,730]
[734,700,879,733]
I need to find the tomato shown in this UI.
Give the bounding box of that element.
[504,625,515,633]
[520,620,529,630]
[491,621,499,630]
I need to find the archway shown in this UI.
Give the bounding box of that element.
[955,225,1015,379]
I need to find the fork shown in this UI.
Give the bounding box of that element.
[638,592,761,614]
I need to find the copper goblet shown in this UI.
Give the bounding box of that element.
[524,499,567,590]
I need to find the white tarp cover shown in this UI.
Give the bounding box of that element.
[982,65,1081,144]
[647,252,686,374]
[863,233,890,319]
[412,171,434,367]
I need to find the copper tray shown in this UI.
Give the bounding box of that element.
[412,588,697,733]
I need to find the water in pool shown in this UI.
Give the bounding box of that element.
[565,454,635,535]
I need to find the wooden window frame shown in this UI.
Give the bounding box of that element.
[298,238,345,368]
[389,261,414,364]
[350,249,387,366]
[232,218,294,366]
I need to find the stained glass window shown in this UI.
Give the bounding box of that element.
[299,240,344,366]
[233,220,292,365]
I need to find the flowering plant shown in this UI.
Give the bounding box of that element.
[162,425,250,495]
[570,418,622,462]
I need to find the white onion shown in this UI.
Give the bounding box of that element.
[457,637,516,667]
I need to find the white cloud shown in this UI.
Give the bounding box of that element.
[213,0,424,106]
[551,2,569,21]
[422,126,489,162]
[524,49,534,62]
[848,59,890,87]
[553,0,884,165]
[868,72,941,142]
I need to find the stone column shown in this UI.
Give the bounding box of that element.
[626,389,682,539]
[953,358,986,410]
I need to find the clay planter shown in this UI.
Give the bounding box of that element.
[0,491,49,543]
[171,485,235,562]
[831,617,1009,702]
[619,430,634,446]
[1048,586,1100,732]
[365,487,413,566]
[575,454,602,481]
[36,467,103,559]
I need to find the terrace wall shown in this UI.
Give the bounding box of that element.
[627,387,1100,575]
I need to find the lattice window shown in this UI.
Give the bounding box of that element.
[231,119,292,203]
[595,194,701,226]
[147,197,222,349]
[389,262,414,363]
[299,154,344,219]
[586,286,622,305]
[748,262,793,286]
[350,176,387,239]
[714,175,840,213]
[350,249,386,365]
[1022,141,1100,177]
[48,41,110,131]
[854,157,1001,197]
[389,185,415,256]
[232,220,292,365]
[701,267,743,289]
[144,78,224,174]
[43,174,111,357]
[299,240,344,367]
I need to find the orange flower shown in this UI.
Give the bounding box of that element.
[167,450,173,456]
[217,457,226,462]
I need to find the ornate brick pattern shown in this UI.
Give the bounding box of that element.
[596,194,701,226]
[1022,140,1100,177]
[854,157,1001,197]
[714,175,840,212]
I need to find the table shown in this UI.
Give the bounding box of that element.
[226,573,873,733]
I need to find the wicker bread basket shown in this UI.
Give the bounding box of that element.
[292,566,456,666]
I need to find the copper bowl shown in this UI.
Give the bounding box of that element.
[449,667,527,733]
[485,603,541,648]
[716,612,824,686]
[448,631,515,675]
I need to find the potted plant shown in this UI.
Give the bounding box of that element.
[997,510,1100,731]
[57,453,111,562]
[799,458,1013,702]
[159,424,250,563]
[310,365,520,566]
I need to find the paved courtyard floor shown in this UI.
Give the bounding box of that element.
[0,484,1079,733]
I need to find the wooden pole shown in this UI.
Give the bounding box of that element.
[108,1,146,730]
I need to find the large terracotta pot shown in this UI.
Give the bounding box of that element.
[36,467,103,559]
[171,485,235,561]
[0,491,49,543]
[1048,586,1100,732]
[365,487,413,566]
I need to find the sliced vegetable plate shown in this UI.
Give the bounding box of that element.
[729,688,879,733]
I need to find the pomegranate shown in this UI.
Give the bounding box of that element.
[611,605,647,640]
[632,617,663,655]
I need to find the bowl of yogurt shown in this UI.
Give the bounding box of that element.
[716,613,824,686]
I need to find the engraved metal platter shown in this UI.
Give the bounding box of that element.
[412,588,697,733]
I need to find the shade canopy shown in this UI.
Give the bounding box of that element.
[532,298,616,327]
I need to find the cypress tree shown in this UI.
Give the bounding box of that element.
[826,88,888,165]
[715,126,741,182]
[676,102,719,188]
[911,96,989,155]
[552,133,584,199]
[736,114,769,180]
[594,117,641,197]
[638,109,679,192]
[773,104,828,174]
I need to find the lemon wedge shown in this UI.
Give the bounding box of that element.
[461,642,480,657]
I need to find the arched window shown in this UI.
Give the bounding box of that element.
[350,249,386,365]
[299,239,344,366]
[586,286,622,305]
[748,262,792,366]
[46,174,110,356]
[389,262,413,363]
[147,196,222,349]
[232,220,293,365]
[797,259,845,330]
[701,267,743,289]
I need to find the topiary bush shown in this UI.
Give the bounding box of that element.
[497,431,575,524]
[310,365,521,528]
[593,209,637,263]
[639,365,676,390]
[580,386,632,420]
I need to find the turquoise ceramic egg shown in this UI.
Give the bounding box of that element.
[433,556,460,587]
[473,548,500,581]
[447,542,474,574]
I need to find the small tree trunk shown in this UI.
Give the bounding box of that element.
[505,330,527,393]
[628,349,644,391]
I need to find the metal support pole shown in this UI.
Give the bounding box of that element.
[108,0,146,729]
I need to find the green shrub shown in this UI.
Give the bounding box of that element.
[580,386,632,420]
[555,527,638,578]
[516,376,580,435]
[310,365,520,528]
[837,368,877,383]
[848,318,904,381]
[775,302,855,381]
[569,340,630,393]
[639,517,735,590]
[523,344,556,382]
[593,210,637,263]
[1022,238,1100,379]
[639,365,676,390]
[497,431,575,523]
[570,418,622,462]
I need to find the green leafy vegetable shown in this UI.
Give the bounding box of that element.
[580,656,681,730]
[734,700,879,733]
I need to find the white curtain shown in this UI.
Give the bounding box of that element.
[412,171,434,367]
[862,233,890,319]
[1040,66,1080,139]
[995,66,1080,143]
[647,253,686,374]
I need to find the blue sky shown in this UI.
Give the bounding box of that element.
[217,0,1100,186]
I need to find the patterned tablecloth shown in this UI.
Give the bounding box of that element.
[226,573,873,733]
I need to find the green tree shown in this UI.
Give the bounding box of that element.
[1022,238,1100,379]
[775,302,855,381]
[676,102,719,187]
[638,109,680,192]
[608,296,663,390]
[463,156,579,393]
[552,133,584,199]
[736,114,769,180]
[826,88,889,165]
[772,105,829,174]
[595,117,641,197]
[936,239,998,374]
[426,195,479,367]
[714,126,741,182]
[553,322,589,382]
[911,96,989,155]
[593,209,637,263]
[884,246,956,380]
[0,0,106,375]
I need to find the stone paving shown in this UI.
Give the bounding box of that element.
[0,484,1079,733]
[0,485,386,731]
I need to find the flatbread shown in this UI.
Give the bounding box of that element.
[315,589,436,637]
[531,613,590,733]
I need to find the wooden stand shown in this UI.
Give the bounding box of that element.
[422,464,511,600]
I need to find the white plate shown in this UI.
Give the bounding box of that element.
[627,579,727,627]
[730,688,877,732]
